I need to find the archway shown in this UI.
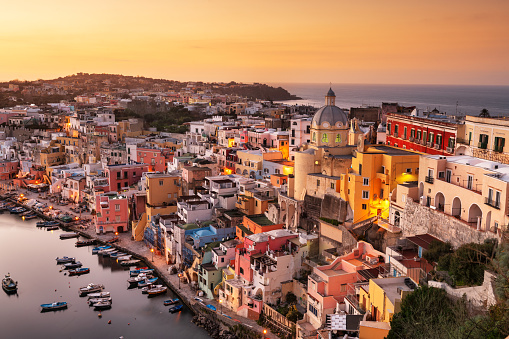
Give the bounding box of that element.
[242,169,248,176]
[236,168,241,174]
[485,211,491,232]
[451,197,462,218]
[117,226,124,233]
[468,204,482,229]
[419,182,424,199]
[435,192,445,211]
[288,203,296,229]
[255,288,263,301]
[394,211,401,227]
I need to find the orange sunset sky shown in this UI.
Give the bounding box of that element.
[1,0,508,85]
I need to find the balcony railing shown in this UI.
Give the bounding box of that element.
[446,147,454,154]
[409,136,414,142]
[434,144,440,150]
[485,198,501,209]
[425,176,434,184]
[393,132,398,138]
[427,141,433,147]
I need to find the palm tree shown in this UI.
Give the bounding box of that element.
[479,108,490,118]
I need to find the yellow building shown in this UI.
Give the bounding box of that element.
[236,186,276,215]
[132,172,181,241]
[235,149,283,178]
[358,277,415,323]
[40,142,65,169]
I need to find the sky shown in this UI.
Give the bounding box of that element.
[1,0,508,85]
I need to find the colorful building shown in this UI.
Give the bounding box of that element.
[95,192,129,234]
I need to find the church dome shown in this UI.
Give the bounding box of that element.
[311,87,348,128]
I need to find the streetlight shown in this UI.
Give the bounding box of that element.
[178,273,182,289]
[263,329,267,339]
[219,299,223,315]
[151,248,154,262]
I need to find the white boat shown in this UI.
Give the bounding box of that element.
[79,283,104,296]
[141,284,162,294]
[93,300,112,310]
[98,248,116,255]
[120,259,140,267]
[60,232,79,239]
[87,292,110,299]
[116,255,132,262]
[88,297,112,306]
[147,285,167,296]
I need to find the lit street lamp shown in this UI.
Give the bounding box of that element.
[151,248,154,262]
[178,273,182,289]
[219,299,223,315]
[263,329,267,339]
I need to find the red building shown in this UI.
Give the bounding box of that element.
[106,163,148,192]
[386,113,462,155]
[137,147,173,172]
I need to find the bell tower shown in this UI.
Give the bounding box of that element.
[325,87,336,106]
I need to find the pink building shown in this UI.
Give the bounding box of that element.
[0,160,19,180]
[303,242,385,330]
[136,147,170,172]
[106,163,148,192]
[95,192,129,234]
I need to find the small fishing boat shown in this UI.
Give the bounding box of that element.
[56,256,75,264]
[120,259,140,267]
[41,301,67,311]
[92,245,111,254]
[102,250,118,258]
[97,248,116,256]
[164,298,179,306]
[59,215,74,223]
[129,268,153,277]
[63,261,82,269]
[106,236,119,243]
[69,267,90,276]
[60,232,79,239]
[138,277,158,288]
[9,207,26,214]
[46,226,59,231]
[88,297,112,306]
[79,283,104,296]
[206,304,217,311]
[109,252,126,258]
[2,274,17,294]
[37,220,59,227]
[23,213,37,220]
[168,304,183,313]
[75,239,95,247]
[147,285,167,296]
[93,300,112,310]
[141,284,161,294]
[116,255,132,262]
[87,292,110,299]
[127,273,153,286]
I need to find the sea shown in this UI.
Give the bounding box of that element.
[271,83,509,116]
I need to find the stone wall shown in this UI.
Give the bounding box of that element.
[400,198,497,248]
[320,194,347,222]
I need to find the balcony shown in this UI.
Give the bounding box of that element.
[427,141,433,147]
[409,136,414,142]
[393,132,398,138]
[446,147,454,154]
[425,176,434,184]
[434,144,440,150]
[485,197,501,209]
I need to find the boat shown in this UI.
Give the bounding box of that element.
[2,274,17,294]
[59,215,74,223]
[206,304,217,311]
[46,226,59,231]
[56,256,75,264]
[97,248,116,256]
[116,255,132,262]
[168,304,183,313]
[93,300,112,310]
[41,301,67,311]
[75,239,95,247]
[141,284,161,294]
[92,245,111,254]
[60,232,79,239]
[88,297,112,306]
[137,277,158,288]
[109,252,126,258]
[37,220,59,227]
[147,285,167,296]
[129,268,153,277]
[87,291,110,299]
[63,261,82,269]
[164,298,179,306]
[127,273,153,286]
[79,283,104,296]
[69,267,90,276]
[120,259,140,267]
[23,213,37,220]
[101,250,118,258]
[106,236,119,243]
[9,207,26,214]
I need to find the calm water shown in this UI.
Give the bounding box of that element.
[273,83,509,116]
[0,212,210,339]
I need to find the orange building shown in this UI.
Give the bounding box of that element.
[236,214,284,240]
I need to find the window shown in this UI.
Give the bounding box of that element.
[312,132,316,142]
[317,180,320,187]
[387,123,391,135]
[380,188,384,199]
[479,134,489,149]
[309,304,318,317]
[416,130,422,141]
[495,191,501,208]
[115,204,120,211]
[335,134,341,143]
[410,129,415,138]
[494,137,505,153]
[362,191,369,199]
[446,169,452,183]
[221,258,224,263]
[331,182,335,189]
[438,171,444,178]
[321,133,329,143]
[394,124,399,136]
[467,175,473,190]
[363,178,369,186]
[362,204,367,210]
[381,166,386,174]
[239,267,244,275]
[340,284,346,292]
[115,216,120,222]
[403,127,407,139]
[448,137,455,150]
[359,164,362,176]
[406,168,412,173]
[436,134,442,148]
[159,180,164,186]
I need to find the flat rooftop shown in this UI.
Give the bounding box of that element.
[245,214,274,226]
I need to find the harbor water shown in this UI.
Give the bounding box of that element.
[0,212,211,339]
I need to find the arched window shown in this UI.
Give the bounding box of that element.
[321,133,329,143]
[312,132,316,142]
[335,134,341,143]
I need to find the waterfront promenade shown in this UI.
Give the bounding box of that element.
[3,187,277,339]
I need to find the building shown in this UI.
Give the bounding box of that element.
[182,166,212,195]
[95,192,129,234]
[106,163,148,192]
[236,214,284,240]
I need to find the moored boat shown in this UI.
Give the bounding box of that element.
[109,252,126,258]
[41,301,67,311]
[102,250,118,257]
[93,300,112,310]
[120,259,140,267]
[88,297,112,306]
[75,239,95,247]
[127,273,152,286]
[129,268,153,277]
[2,274,17,294]
[87,291,110,299]
[164,298,179,306]
[79,283,104,296]
[60,232,79,239]
[137,277,158,288]
[69,267,90,276]
[56,256,75,264]
[46,226,59,231]
[141,284,161,294]
[23,213,37,220]
[63,261,82,269]
[147,285,167,296]
[37,220,59,227]
[97,248,116,256]
[106,236,119,243]
[168,304,183,313]
[92,245,111,254]
[116,255,132,262]
[9,207,26,214]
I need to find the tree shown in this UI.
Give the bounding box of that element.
[479,108,491,118]
[285,292,297,304]
[423,240,453,264]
